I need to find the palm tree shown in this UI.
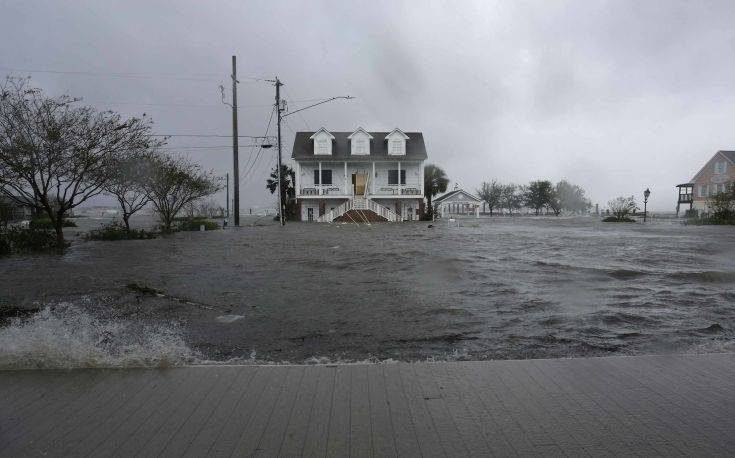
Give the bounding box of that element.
[423,164,449,219]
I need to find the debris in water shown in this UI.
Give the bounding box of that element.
[216,314,245,323]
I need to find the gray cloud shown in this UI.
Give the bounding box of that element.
[3,0,735,211]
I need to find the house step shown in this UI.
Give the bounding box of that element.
[333,209,388,223]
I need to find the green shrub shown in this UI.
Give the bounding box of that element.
[176,218,219,231]
[29,217,77,229]
[0,227,63,254]
[602,216,635,222]
[86,222,158,241]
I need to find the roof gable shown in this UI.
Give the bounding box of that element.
[309,127,335,140]
[385,128,410,140]
[691,150,735,182]
[291,131,427,161]
[433,189,481,204]
[347,127,373,139]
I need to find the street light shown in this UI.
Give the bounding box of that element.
[643,188,651,222]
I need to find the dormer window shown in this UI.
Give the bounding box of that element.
[310,127,335,155]
[386,128,409,156]
[348,127,373,155]
[317,139,328,155]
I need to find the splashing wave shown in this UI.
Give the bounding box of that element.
[0,304,196,369]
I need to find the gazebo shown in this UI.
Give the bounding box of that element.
[433,187,481,218]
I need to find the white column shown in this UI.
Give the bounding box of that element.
[397,161,401,195]
[344,162,348,196]
[318,162,322,195]
[419,161,424,196]
[372,162,376,195]
[295,162,301,197]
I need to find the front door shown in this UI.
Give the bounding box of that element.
[307,207,314,222]
[353,173,366,195]
[319,201,326,217]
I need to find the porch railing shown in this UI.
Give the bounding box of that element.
[367,199,398,222]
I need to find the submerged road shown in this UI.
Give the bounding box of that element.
[1,353,734,457]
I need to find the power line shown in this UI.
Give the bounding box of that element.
[79,98,326,109]
[148,134,274,139]
[0,67,268,82]
[241,106,276,182]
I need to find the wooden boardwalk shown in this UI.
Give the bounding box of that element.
[1,353,734,457]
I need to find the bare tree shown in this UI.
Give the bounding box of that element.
[103,151,155,231]
[142,153,220,232]
[477,180,502,216]
[0,77,155,244]
[607,196,637,221]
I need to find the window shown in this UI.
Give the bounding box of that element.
[355,139,366,155]
[314,169,332,185]
[390,140,403,155]
[699,185,705,197]
[714,161,727,174]
[317,139,328,155]
[388,169,406,185]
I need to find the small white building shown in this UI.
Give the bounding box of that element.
[292,127,428,222]
[433,188,481,218]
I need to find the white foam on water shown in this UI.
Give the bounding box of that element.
[0,304,197,369]
[215,314,245,324]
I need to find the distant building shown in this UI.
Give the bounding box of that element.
[433,188,481,218]
[291,127,427,222]
[0,196,34,223]
[677,150,735,215]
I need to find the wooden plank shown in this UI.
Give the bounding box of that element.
[349,364,372,458]
[161,366,243,456]
[381,364,421,457]
[228,365,293,456]
[301,365,337,457]
[253,365,306,457]
[277,365,321,457]
[181,365,259,457]
[366,364,398,458]
[396,363,445,458]
[325,365,351,457]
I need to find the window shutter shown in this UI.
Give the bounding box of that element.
[314,170,319,185]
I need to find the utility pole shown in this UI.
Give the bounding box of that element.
[231,56,240,226]
[226,172,230,221]
[275,77,285,226]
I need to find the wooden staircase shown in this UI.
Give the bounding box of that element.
[333,209,388,223]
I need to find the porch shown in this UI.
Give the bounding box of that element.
[296,161,423,198]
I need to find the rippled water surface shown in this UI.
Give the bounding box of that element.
[1,216,734,366]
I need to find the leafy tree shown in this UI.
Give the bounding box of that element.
[0,77,156,245]
[477,180,502,216]
[142,154,220,232]
[424,164,449,218]
[499,184,522,215]
[707,183,735,221]
[524,180,554,215]
[607,196,637,221]
[266,164,297,220]
[556,180,592,214]
[103,151,154,231]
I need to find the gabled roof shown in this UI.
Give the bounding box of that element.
[292,130,427,161]
[433,189,481,204]
[347,127,373,139]
[385,128,410,140]
[690,150,735,182]
[309,127,335,140]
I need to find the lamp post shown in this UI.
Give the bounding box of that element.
[643,188,651,222]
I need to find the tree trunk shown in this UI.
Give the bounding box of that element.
[53,211,65,247]
[123,214,131,231]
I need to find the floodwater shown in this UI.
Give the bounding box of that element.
[1,216,734,368]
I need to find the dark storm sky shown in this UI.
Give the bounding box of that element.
[3,0,735,211]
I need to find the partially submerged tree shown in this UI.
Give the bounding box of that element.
[103,151,155,231]
[707,184,735,221]
[607,196,637,221]
[500,184,522,215]
[0,77,155,244]
[142,154,220,232]
[266,164,297,220]
[556,180,592,214]
[424,164,449,218]
[477,180,502,216]
[524,180,554,215]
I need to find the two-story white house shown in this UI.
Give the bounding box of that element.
[292,127,427,222]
